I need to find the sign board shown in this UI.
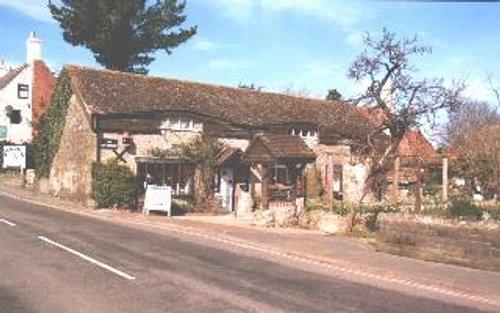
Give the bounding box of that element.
[99,138,118,149]
[0,125,7,139]
[2,145,26,169]
[144,185,172,216]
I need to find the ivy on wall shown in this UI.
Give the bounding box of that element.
[33,69,73,178]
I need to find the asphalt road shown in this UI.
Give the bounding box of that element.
[0,195,497,313]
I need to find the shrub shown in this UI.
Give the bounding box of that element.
[305,198,328,212]
[91,160,137,209]
[448,199,483,220]
[331,202,350,216]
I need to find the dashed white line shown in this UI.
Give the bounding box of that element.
[0,218,16,226]
[38,236,135,281]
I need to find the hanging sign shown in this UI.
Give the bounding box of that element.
[99,138,118,149]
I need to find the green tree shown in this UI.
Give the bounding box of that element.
[48,0,197,74]
[325,88,342,101]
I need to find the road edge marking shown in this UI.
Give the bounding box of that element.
[0,218,16,226]
[37,236,135,281]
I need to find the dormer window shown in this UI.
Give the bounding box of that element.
[18,84,29,99]
[290,128,318,139]
[160,118,203,132]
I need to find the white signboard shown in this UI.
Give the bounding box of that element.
[144,185,172,216]
[2,145,26,169]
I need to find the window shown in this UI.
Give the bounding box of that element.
[272,164,291,186]
[137,160,194,196]
[160,118,203,132]
[0,125,7,139]
[9,110,22,124]
[17,84,29,99]
[289,128,318,139]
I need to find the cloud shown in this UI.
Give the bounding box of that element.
[208,58,254,70]
[208,0,366,30]
[345,30,364,48]
[193,39,219,52]
[303,60,340,80]
[0,0,53,23]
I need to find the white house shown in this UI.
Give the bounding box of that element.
[0,31,55,143]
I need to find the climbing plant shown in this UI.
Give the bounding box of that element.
[34,69,73,178]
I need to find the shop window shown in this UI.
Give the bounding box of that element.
[137,161,194,196]
[18,84,29,99]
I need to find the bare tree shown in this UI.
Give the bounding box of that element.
[282,84,312,98]
[347,28,464,216]
[444,100,500,199]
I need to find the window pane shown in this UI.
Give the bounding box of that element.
[18,84,29,99]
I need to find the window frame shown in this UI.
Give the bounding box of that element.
[17,84,29,99]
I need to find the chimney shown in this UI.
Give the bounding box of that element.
[26,31,42,64]
[0,58,9,77]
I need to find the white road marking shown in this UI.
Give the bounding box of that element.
[37,236,135,281]
[0,218,16,226]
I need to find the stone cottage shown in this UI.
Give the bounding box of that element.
[46,65,381,212]
[0,31,55,143]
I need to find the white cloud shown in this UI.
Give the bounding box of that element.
[192,38,221,52]
[0,0,53,23]
[208,0,254,21]
[303,60,340,80]
[208,58,253,70]
[208,0,366,30]
[345,30,364,48]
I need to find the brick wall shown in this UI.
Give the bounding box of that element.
[49,95,96,205]
[32,60,55,136]
[377,214,500,272]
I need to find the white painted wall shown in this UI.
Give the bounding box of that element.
[0,65,33,143]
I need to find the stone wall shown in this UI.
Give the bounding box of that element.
[49,95,96,206]
[376,214,500,272]
[311,144,366,203]
[100,129,200,173]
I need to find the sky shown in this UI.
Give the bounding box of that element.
[1,0,500,106]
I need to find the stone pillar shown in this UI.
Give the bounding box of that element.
[415,162,423,214]
[261,164,270,210]
[326,154,334,206]
[442,156,448,202]
[392,156,400,203]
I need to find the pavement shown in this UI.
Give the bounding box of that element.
[1,175,500,310]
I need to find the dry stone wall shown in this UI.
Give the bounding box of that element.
[377,214,500,272]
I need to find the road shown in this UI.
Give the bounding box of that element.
[0,194,497,313]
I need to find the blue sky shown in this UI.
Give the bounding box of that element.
[1,0,500,104]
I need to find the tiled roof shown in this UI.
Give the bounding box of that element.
[397,130,439,158]
[65,65,376,141]
[0,64,27,90]
[243,133,316,164]
[259,134,316,159]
